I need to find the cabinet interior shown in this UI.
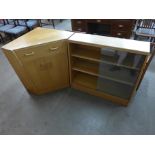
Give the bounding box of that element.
[70,43,145,99]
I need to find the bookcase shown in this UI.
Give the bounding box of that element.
[68,33,150,106]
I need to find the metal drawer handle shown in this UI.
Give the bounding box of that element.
[118,24,124,28]
[24,52,34,56]
[77,21,82,24]
[97,20,101,23]
[117,33,122,36]
[49,47,59,51]
[77,28,82,31]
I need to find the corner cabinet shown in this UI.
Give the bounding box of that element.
[2,28,74,94]
[2,28,152,106]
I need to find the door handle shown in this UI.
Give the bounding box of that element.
[49,47,59,51]
[118,24,124,28]
[24,52,34,56]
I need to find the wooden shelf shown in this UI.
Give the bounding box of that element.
[97,78,133,99]
[72,48,142,70]
[72,59,135,86]
[73,72,97,90]
[72,72,133,99]
[72,60,99,77]
[98,63,137,86]
[72,48,101,62]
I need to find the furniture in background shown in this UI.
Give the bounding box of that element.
[0,20,15,42]
[0,20,15,33]
[0,34,3,43]
[2,28,152,106]
[134,19,155,42]
[39,19,55,28]
[4,20,28,39]
[18,19,40,30]
[71,19,135,38]
[0,20,4,27]
[0,19,40,42]
[39,19,63,29]
[0,20,4,43]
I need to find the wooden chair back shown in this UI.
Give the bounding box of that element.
[137,19,155,29]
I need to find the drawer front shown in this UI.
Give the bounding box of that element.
[87,19,111,24]
[73,27,86,32]
[87,19,102,23]
[72,25,86,32]
[72,20,86,32]
[15,41,64,61]
[112,22,133,31]
[111,30,130,38]
[72,19,86,26]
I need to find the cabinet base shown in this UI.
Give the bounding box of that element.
[71,83,129,106]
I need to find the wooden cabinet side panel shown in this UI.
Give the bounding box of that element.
[128,55,148,102]
[2,49,36,93]
[68,42,73,85]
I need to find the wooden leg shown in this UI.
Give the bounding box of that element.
[37,20,41,27]
[134,34,138,40]
[0,33,4,43]
[51,20,55,29]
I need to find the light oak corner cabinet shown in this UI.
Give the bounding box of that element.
[2,27,152,106]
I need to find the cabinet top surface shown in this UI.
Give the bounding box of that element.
[69,33,151,55]
[2,27,74,51]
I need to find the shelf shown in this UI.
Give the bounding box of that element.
[73,72,97,90]
[98,63,138,86]
[72,59,135,86]
[72,48,143,70]
[72,72,133,99]
[72,48,101,62]
[97,78,133,99]
[72,60,99,77]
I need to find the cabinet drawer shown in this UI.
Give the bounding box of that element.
[15,41,64,61]
[111,30,129,38]
[72,19,85,26]
[87,19,111,24]
[112,22,132,31]
[72,20,86,30]
[88,19,102,23]
[72,26,86,32]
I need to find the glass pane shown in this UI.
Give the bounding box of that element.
[97,78,133,99]
[98,63,138,85]
[100,47,145,70]
[96,47,146,99]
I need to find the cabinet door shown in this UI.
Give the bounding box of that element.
[15,41,69,94]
